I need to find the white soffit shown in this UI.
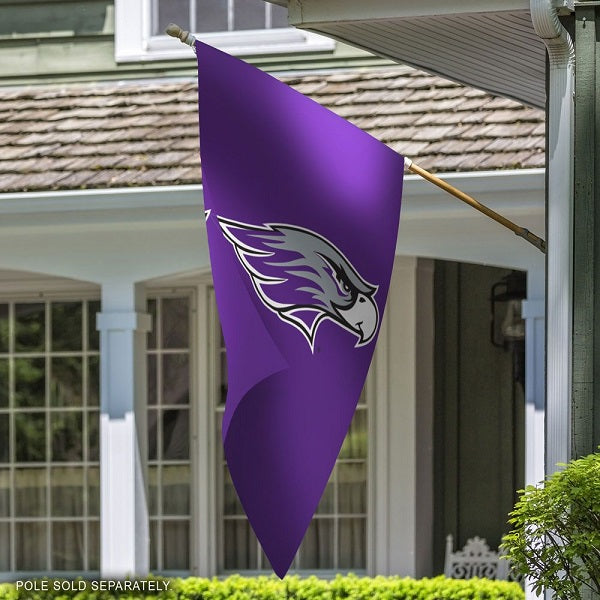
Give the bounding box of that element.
[287,6,546,109]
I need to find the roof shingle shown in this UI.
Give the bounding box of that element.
[0,66,545,194]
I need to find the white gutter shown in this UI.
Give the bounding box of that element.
[530,0,574,478]
[0,169,542,216]
[0,185,205,231]
[0,184,204,215]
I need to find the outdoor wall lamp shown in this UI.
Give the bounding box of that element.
[490,270,527,387]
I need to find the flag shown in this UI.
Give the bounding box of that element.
[196,40,404,577]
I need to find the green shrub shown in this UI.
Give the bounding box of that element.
[0,574,523,600]
[502,450,600,599]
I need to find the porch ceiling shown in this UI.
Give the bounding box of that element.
[278,1,548,108]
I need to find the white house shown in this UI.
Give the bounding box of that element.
[0,67,544,579]
[0,0,546,582]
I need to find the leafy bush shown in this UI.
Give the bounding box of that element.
[502,450,600,599]
[0,574,524,600]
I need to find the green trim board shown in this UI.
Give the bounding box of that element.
[573,6,600,458]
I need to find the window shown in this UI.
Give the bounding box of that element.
[114,0,334,63]
[147,293,193,574]
[152,0,289,35]
[0,298,100,574]
[212,290,368,573]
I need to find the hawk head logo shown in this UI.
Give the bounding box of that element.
[218,217,379,351]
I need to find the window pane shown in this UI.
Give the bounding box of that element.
[162,409,189,460]
[162,465,190,516]
[339,408,367,459]
[0,522,9,570]
[16,521,46,570]
[16,412,46,462]
[259,548,271,571]
[51,357,82,407]
[196,0,228,33]
[148,354,157,406]
[0,414,8,463]
[87,301,100,351]
[315,467,335,514]
[52,521,84,570]
[0,469,9,517]
[357,387,367,408]
[298,519,334,569]
[338,517,366,569]
[234,0,265,30]
[163,520,189,570]
[338,462,366,514]
[88,410,99,462]
[162,297,189,349]
[88,356,99,407]
[88,520,100,571]
[88,467,99,517]
[51,412,83,462]
[148,408,158,461]
[223,466,244,515]
[162,354,189,405]
[51,467,84,517]
[14,357,45,408]
[0,358,8,408]
[51,302,82,351]
[224,520,257,570]
[148,466,159,516]
[150,520,159,571]
[157,0,190,36]
[15,468,46,516]
[15,303,45,352]
[271,3,288,28]
[147,299,157,349]
[0,304,8,353]
[219,347,227,407]
[215,412,224,461]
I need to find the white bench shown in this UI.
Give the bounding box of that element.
[444,534,522,582]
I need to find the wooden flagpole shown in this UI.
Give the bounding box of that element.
[405,159,546,254]
[166,23,547,255]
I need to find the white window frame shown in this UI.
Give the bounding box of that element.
[160,273,386,577]
[146,289,196,577]
[115,0,335,63]
[0,290,101,580]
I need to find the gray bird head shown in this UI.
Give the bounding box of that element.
[218,217,379,351]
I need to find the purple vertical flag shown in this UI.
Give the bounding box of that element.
[196,40,404,577]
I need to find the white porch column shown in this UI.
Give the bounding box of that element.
[97,282,151,578]
[523,269,545,487]
[371,257,434,577]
